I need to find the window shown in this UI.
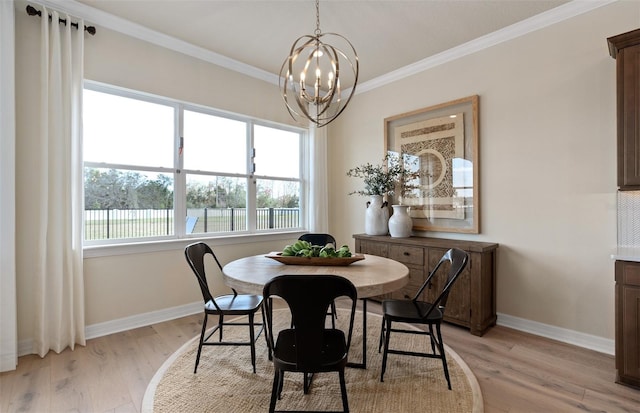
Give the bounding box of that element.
[83,83,306,245]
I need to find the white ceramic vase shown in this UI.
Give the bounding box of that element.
[365,195,389,235]
[388,204,412,238]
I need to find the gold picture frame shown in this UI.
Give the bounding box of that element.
[384,95,480,234]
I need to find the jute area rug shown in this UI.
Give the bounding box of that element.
[143,309,483,412]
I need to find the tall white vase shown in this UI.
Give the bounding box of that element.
[365,195,389,235]
[388,204,412,238]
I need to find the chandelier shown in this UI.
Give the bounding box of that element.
[279,0,359,127]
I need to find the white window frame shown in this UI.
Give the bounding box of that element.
[83,81,308,257]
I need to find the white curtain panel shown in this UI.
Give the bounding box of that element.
[0,0,17,372]
[307,125,329,233]
[33,7,86,356]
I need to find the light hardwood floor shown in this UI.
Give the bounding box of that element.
[1,301,639,412]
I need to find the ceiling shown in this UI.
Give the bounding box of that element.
[72,0,574,87]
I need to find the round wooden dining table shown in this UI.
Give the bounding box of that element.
[222,253,409,369]
[222,253,409,298]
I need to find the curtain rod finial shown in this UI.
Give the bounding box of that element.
[26,5,41,17]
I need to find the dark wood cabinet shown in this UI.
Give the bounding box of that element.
[353,234,498,336]
[615,260,640,389]
[608,29,640,190]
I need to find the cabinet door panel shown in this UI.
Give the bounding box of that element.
[443,271,471,325]
[621,285,640,380]
[620,45,640,187]
[615,260,640,388]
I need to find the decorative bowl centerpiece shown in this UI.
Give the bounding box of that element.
[265,252,365,266]
[265,240,364,266]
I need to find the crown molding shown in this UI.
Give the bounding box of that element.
[356,0,618,94]
[31,0,617,93]
[30,0,280,85]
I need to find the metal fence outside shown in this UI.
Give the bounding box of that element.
[84,207,301,240]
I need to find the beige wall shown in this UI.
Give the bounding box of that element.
[81,239,285,325]
[328,1,638,340]
[13,0,637,346]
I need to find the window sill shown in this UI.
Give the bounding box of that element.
[83,231,306,258]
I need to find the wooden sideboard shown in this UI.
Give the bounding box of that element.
[353,234,499,336]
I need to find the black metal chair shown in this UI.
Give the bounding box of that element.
[298,233,337,249]
[378,248,469,389]
[263,274,357,413]
[184,242,265,374]
[298,233,339,328]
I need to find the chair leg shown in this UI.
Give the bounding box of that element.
[330,300,337,329]
[380,318,392,382]
[428,324,436,354]
[435,323,452,390]
[303,372,311,394]
[262,302,272,361]
[277,370,285,399]
[248,312,256,373]
[269,370,280,413]
[218,314,224,341]
[378,316,385,353]
[194,313,208,374]
[339,369,349,413]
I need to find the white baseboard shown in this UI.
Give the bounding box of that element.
[497,312,614,356]
[18,301,202,357]
[17,305,614,358]
[84,301,202,340]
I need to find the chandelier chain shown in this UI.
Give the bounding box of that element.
[314,0,321,36]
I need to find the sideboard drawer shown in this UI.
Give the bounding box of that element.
[358,240,388,257]
[389,245,424,266]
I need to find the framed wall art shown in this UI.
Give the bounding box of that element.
[384,95,480,233]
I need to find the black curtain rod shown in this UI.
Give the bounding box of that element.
[26,5,96,35]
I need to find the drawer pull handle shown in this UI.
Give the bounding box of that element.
[403,252,410,256]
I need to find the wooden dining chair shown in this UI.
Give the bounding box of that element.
[263,274,357,413]
[378,247,469,389]
[184,242,265,374]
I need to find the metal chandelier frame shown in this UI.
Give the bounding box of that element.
[279,0,359,127]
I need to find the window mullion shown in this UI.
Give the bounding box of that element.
[246,122,257,231]
[174,104,186,236]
